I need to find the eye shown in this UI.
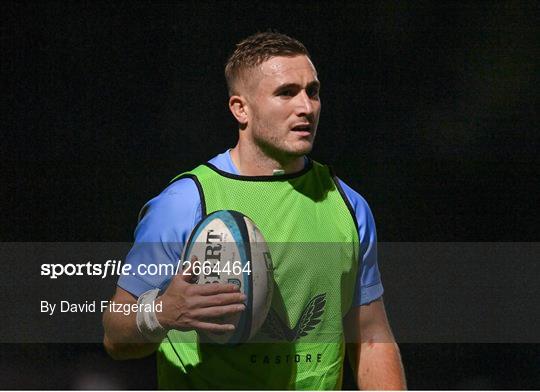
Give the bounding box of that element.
[278,89,295,97]
[307,86,320,98]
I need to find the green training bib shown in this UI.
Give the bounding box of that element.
[158,160,359,390]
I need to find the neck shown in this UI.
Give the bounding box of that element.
[230,142,305,176]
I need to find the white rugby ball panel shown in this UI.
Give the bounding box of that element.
[243,216,274,340]
[180,210,273,344]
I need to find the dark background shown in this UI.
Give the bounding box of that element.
[2,1,539,389]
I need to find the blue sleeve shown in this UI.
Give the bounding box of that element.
[117,178,202,297]
[337,178,384,306]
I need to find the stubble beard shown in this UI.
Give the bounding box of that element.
[252,125,315,165]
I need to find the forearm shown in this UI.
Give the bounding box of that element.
[102,307,161,360]
[102,280,245,360]
[356,341,406,390]
[344,299,407,390]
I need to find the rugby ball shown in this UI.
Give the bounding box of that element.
[181,210,274,344]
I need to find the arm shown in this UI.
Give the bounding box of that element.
[103,287,159,360]
[103,177,248,359]
[103,272,246,360]
[344,298,406,390]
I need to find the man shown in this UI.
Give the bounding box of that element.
[103,31,406,390]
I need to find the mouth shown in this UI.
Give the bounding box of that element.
[291,124,312,134]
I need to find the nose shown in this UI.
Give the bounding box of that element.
[295,90,315,117]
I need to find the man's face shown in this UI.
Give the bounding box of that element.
[243,55,321,160]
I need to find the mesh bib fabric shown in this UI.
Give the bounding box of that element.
[158,160,359,389]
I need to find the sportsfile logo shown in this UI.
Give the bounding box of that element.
[40,258,250,280]
[41,260,130,279]
[40,259,181,279]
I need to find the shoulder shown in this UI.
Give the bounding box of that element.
[134,177,202,244]
[336,178,382,305]
[335,178,375,220]
[335,177,377,240]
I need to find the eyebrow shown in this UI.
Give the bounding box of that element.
[273,80,321,93]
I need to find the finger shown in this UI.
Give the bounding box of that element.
[193,282,242,295]
[191,291,246,309]
[192,303,245,319]
[192,320,235,333]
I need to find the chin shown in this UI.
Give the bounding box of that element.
[292,146,313,157]
[287,140,314,156]
[256,136,314,161]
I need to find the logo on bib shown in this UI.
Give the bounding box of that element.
[261,293,326,342]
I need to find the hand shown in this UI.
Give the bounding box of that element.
[155,261,246,333]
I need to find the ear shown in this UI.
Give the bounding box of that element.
[228,95,249,126]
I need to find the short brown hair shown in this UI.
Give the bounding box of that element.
[225,31,310,96]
